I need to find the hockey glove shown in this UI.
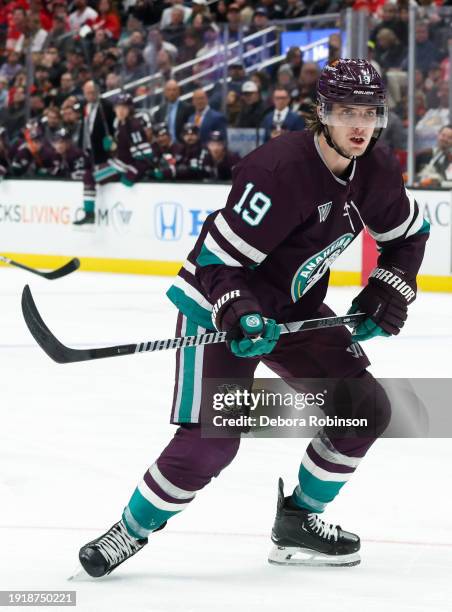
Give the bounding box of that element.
[348,265,416,342]
[229,314,281,358]
[120,174,135,187]
[211,291,280,358]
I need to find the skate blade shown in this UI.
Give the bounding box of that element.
[67,564,88,581]
[268,545,361,567]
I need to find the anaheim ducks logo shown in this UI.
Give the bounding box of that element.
[291,233,354,302]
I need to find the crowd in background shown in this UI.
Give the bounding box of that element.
[0,0,451,200]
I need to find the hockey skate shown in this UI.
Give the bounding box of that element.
[268,478,360,567]
[73,211,95,226]
[78,519,154,578]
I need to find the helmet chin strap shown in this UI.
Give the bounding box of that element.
[323,125,355,160]
[322,124,384,160]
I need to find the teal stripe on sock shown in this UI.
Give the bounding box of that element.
[124,487,180,535]
[178,319,199,422]
[83,200,95,213]
[298,465,347,505]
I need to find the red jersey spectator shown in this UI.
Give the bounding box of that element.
[89,0,121,40]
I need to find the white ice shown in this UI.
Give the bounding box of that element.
[1,268,451,612]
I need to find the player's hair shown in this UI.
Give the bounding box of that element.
[303,103,323,134]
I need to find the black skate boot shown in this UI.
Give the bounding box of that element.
[79,519,160,577]
[268,478,360,567]
[73,211,95,226]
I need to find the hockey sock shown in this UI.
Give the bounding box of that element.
[292,431,363,513]
[122,462,196,539]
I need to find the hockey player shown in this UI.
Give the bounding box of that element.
[11,122,59,178]
[176,123,214,181]
[207,130,241,181]
[150,122,183,181]
[52,128,87,180]
[79,60,429,575]
[74,93,152,225]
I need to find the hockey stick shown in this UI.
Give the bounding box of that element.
[1,255,80,280]
[21,284,366,364]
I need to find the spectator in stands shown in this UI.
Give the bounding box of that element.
[69,0,98,32]
[152,79,193,144]
[41,46,64,88]
[261,87,305,141]
[370,1,408,46]
[0,85,26,141]
[259,0,285,20]
[207,130,241,181]
[403,21,440,76]
[42,107,62,143]
[29,93,46,120]
[6,6,27,51]
[0,77,8,110]
[54,72,81,106]
[189,0,212,25]
[424,64,446,108]
[375,28,406,72]
[284,0,307,21]
[415,80,450,152]
[308,0,340,16]
[34,65,55,106]
[379,109,407,151]
[225,90,242,126]
[162,5,186,48]
[44,13,72,56]
[104,72,121,102]
[26,12,49,53]
[160,0,192,29]
[156,48,175,82]
[275,64,296,91]
[143,29,177,73]
[248,7,275,63]
[223,3,247,42]
[251,71,271,104]
[177,27,202,65]
[283,46,304,80]
[61,96,83,146]
[416,124,452,187]
[176,122,214,180]
[236,80,266,128]
[122,48,147,84]
[0,51,23,85]
[91,0,121,41]
[189,88,228,144]
[297,61,320,106]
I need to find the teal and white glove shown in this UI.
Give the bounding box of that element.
[229,313,280,358]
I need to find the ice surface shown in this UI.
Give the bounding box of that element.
[1,268,451,612]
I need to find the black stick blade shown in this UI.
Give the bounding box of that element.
[21,285,88,363]
[40,257,80,279]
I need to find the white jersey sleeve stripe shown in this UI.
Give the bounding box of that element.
[367,187,418,243]
[214,212,267,264]
[204,231,242,267]
[173,275,212,311]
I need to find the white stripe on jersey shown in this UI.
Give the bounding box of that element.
[367,188,422,243]
[172,275,212,311]
[183,260,196,276]
[204,232,242,267]
[214,213,267,264]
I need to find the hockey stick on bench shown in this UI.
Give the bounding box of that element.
[1,255,80,280]
[21,284,366,364]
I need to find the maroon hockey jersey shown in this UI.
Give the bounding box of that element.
[167,130,429,330]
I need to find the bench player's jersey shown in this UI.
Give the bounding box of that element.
[167,130,429,330]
